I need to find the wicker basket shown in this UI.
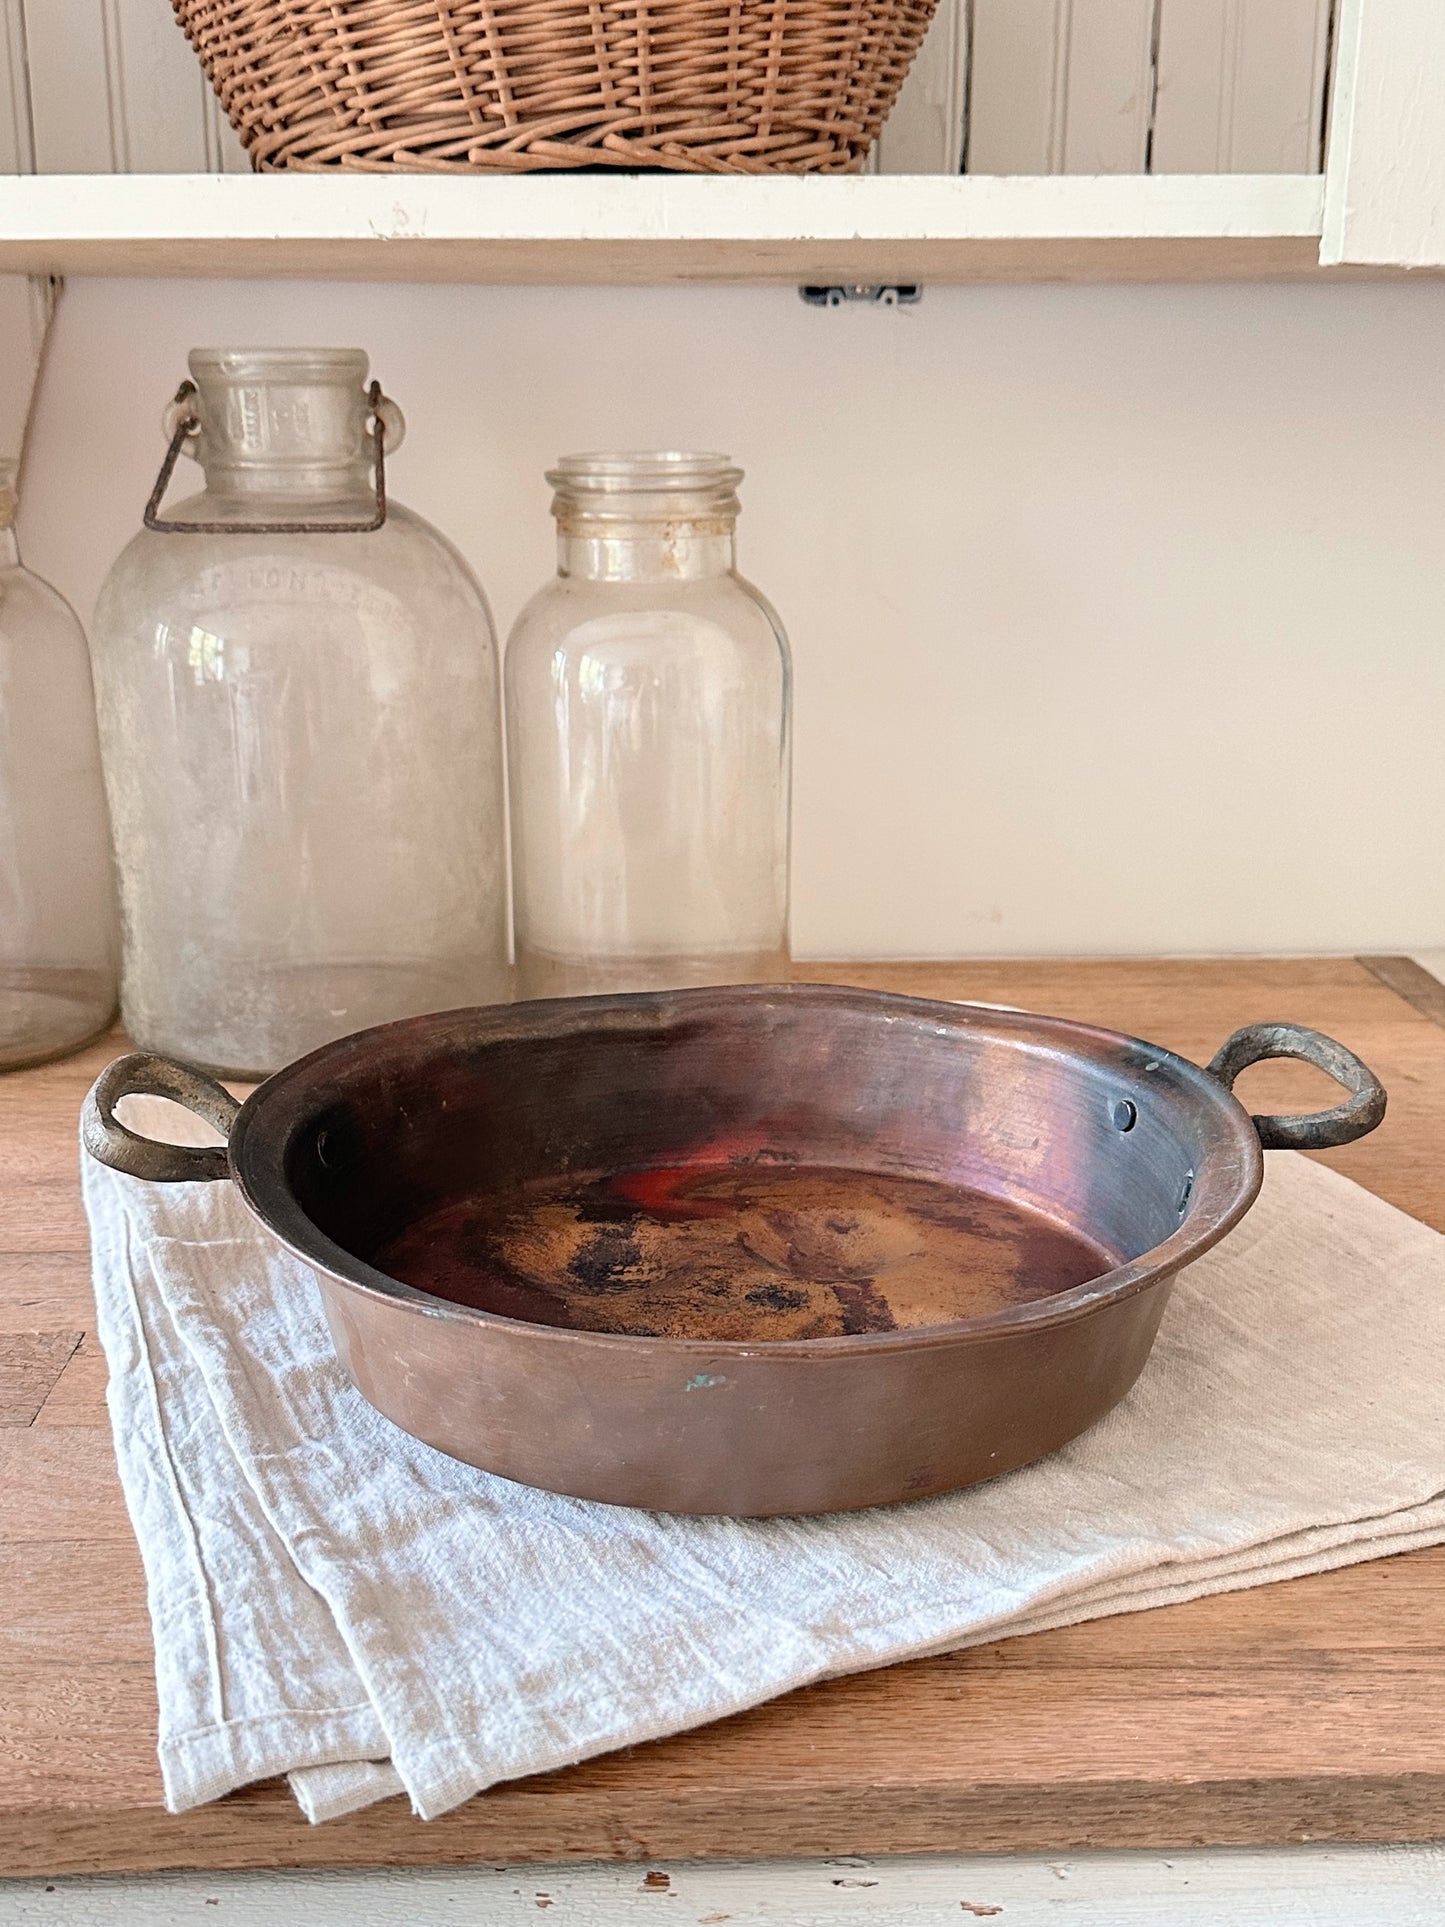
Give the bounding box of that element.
[173,0,939,174]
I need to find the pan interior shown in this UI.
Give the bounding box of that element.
[266,988,1239,1343]
[371,1160,1121,1342]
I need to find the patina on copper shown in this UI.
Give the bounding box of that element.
[371,1162,1117,1342]
[82,986,1386,1517]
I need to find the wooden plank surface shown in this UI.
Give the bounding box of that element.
[3,957,1445,1876]
[1359,955,1445,1034]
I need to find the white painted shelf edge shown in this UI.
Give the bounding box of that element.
[0,170,1340,283]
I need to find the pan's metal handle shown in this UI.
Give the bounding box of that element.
[1205,1024,1386,1152]
[82,1052,240,1182]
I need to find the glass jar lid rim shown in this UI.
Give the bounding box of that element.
[548,451,743,493]
[188,346,371,384]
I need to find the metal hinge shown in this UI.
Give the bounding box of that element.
[798,284,923,308]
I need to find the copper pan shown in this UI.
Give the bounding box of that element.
[82,985,1385,1516]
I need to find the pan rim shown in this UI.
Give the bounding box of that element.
[228,982,1265,1356]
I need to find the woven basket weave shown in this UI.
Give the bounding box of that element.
[173,0,938,174]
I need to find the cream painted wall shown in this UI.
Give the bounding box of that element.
[17,275,1445,959]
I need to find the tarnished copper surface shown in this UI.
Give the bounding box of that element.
[82,985,1388,1515]
[374,1162,1117,1342]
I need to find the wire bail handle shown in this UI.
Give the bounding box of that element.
[143,378,399,535]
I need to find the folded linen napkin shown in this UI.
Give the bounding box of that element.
[83,1102,1445,1824]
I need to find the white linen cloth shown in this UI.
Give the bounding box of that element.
[83,1103,1445,1824]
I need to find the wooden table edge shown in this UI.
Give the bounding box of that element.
[8,1769,1445,1877]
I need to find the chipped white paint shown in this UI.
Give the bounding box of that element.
[4,1846,1445,1923]
[1321,0,1445,267]
[0,169,1325,244]
[0,171,1327,283]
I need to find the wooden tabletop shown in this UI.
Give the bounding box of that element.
[5,956,1445,1877]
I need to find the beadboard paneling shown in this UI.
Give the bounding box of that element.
[0,0,31,174]
[875,0,970,175]
[1152,0,1332,174]
[105,0,217,173]
[965,0,1332,176]
[967,0,1157,175]
[19,0,243,175]
[21,0,117,173]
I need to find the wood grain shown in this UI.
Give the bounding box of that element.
[0,1330,80,1425]
[32,1334,108,1427]
[3,960,1445,1875]
[1359,956,1445,1034]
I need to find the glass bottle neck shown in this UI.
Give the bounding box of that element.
[187,351,376,505]
[0,526,19,570]
[557,524,736,583]
[195,457,374,505]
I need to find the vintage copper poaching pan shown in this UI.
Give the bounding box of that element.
[82,986,1385,1517]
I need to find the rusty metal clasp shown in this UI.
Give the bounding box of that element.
[142,378,392,535]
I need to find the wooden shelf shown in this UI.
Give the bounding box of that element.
[7,955,1445,1876]
[0,171,1342,284]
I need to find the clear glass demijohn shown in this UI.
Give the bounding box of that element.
[91,349,509,1079]
[0,462,119,1067]
[506,452,792,1000]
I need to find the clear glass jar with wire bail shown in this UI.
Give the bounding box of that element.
[505,452,792,1000]
[91,348,509,1078]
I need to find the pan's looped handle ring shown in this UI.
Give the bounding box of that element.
[1205,1024,1386,1152]
[82,1052,240,1183]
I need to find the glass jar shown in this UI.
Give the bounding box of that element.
[0,463,118,1069]
[92,349,508,1079]
[506,453,791,1000]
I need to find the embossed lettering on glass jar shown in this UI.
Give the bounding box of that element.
[92,349,509,1078]
[506,453,792,1000]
